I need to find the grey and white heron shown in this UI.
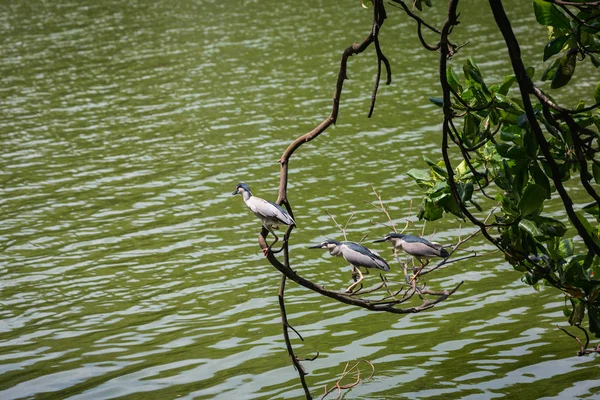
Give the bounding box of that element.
[308,239,390,293]
[373,233,449,265]
[232,183,295,256]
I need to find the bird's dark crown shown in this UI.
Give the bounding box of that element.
[386,233,405,239]
[324,239,341,245]
[236,182,252,193]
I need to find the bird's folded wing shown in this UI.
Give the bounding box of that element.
[251,198,295,225]
[343,242,390,271]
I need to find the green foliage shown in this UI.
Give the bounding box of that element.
[413,0,433,11]
[410,18,600,335]
[402,0,600,339]
[533,0,571,31]
[536,1,600,90]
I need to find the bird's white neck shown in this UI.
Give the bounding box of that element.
[330,246,343,257]
[391,238,404,249]
[241,191,252,202]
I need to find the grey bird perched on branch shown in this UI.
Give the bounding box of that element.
[309,240,390,293]
[232,183,295,256]
[373,233,449,265]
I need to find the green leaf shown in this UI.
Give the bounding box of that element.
[496,143,525,159]
[463,58,490,96]
[457,182,474,203]
[439,193,464,218]
[523,273,540,286]
[576,211,600,248]
[558,238,574,258]
[530,163,551,198]
[479,115,491,135]
[455,160,469,177]
[494,93,513,110]
[580,30,596,46]
[518,184,546,216]
[541,57,562,81]
[447,66,462,93]
[531,216,567,237]
[407,168,432,189]
[552,52,577,89]
[569,299,585,326]
[424,156,448,178]
[593,162,600,184]
[418,197,443,221]
[591,54,600,68]
[594,82,600,104]
[498,75,517,95]
[513,160,530,194]
[583,202,600,219]
[429,97,444,107]
[589,304,600,338]
[564,256,589,285]
[543,35,568,61]
[519,219,544,238]
[500,126,522,142]
[533,0,571,30]
[526,66,535,79]
[463,113,479,143]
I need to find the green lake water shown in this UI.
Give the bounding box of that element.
[1,0,599,399]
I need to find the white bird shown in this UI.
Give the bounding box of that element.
[373,233,449,264]
[232,182,295,256]
[309,239,390,293]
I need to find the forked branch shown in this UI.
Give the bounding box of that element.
[275,0,390,206]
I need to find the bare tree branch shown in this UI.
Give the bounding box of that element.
[275,0,389,207]
[279,275,313,398]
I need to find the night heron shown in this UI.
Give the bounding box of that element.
[308,239,390,293]
[232,183,295,256]
[373,233,450,265]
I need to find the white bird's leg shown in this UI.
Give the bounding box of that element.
[345,266,364,293]
[268,233,279,254]
[410,258,429,282]
[263,225,279,257]
[272,225,293,254]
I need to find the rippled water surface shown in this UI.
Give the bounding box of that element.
[2,0,599,399]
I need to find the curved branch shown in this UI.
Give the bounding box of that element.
[276,0,388,205]
[261,242,463,314]
[390,0,443,51]
[533,86,600,114]
[369,9,393,118]
[279,275,312,398]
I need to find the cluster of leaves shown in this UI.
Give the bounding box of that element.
[534,0,600,88]
[408,1,600,336]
